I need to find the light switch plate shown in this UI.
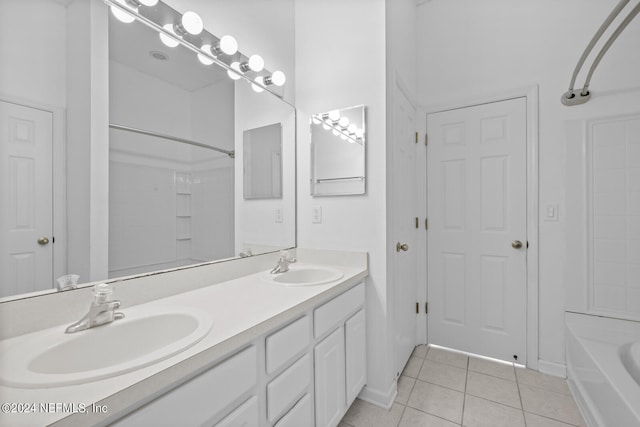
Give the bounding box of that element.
[544,203,559,221]
[312,205,322,224]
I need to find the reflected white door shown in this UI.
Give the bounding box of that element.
[427,98,527,363]
[393,85,418,376]
[0,100,53,297]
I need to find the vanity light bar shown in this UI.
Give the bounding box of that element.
[311,113,364,145]
[104,0,286,97]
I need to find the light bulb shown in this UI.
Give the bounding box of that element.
[312,117,321,125]
[355,128,364,138]
[159,24,179,47]
[270,70,286,86]
[332,129,340,136]
[248,54,264,72]
[219,35,238,55]
[252,77,265,93]
[227,62,243,80]
[347,124,357,133]
[340,134,348,141]
[138,0,158,5]
[180,11,203,35]
[111,0,135,23]
[328,110,340,121]
[198,45,214,65]
[338,117,349,127]
[322,123,331,130]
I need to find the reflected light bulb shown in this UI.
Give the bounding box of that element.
[312,116,321,125]
[198,45,214,65]
[340,134,348,140]
[220,35,238,55]
[111,0,135,23]
[159,24,179,47]
[328,110,340,121]
[270,70,286,86]
[347,124,357,133]
[181,11,203,35]
[227,62,243,80]
[322,123,331,130]
[355,128,364,138]
[338,117,349,127]
[138,0,158,5]
[248,54,264,72]
[332,129,340,136]
[252,77,265,93]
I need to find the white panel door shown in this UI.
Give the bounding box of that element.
[314,326,346,427]
[427,98,527,363]
[0,100,53,297]
[392,85,418,377]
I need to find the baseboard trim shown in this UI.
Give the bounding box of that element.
[538,359,567,378]
[357,380,397,409]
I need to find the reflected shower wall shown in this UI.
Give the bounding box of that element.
[108,131,234,278]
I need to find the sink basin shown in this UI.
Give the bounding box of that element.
[0,306,213,388]
[264,265,344,286]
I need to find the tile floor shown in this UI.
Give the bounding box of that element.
[340,345,586,427]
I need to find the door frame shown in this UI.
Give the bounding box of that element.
[420,85,539,370]
[1,93,67,292]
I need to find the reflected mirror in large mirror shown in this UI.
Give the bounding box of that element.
[0,0,295,300]
[310,105,366,196]
[243,123,282,200]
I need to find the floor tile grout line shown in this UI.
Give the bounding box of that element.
[515,363,528,427]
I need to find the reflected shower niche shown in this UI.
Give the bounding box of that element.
[310,105,366,196]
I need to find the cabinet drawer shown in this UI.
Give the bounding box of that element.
[314,282,364,338]
[112,346,257,426]
[267,354,311,422]
[266,315,310,374]
[274,394,312,427]
[215,396,258,427]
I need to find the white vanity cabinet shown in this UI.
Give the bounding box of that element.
[314,283,366,427]
[112,346,258,426]
[111,282,365,427]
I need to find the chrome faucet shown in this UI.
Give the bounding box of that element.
[65,284,125,334]
[270,251,296,274]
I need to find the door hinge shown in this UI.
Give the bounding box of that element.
[415,217,419,229]
[425,132,428,146]
[416,302,419,314]
[415,131,419,144]
[425,302,428,314]
[425,218,428,230]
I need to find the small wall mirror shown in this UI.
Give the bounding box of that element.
[243,123,282,199]
[310,105,366,196]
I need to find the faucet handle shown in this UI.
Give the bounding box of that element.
[280,250,296,262]
[93,283,114,304]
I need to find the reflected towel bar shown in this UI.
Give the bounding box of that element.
[315,176,364,183]
[562,0,640,106]
[109,123,235,158]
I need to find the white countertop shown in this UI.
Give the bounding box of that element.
[0,251,368,427]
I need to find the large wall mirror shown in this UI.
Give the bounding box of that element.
[0,0,295,300]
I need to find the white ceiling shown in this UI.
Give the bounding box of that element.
[108,13,228,92]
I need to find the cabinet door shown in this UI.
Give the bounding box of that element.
[345,309,366,406]
[314,326,346,427]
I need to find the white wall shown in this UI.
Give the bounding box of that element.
[295,0,394,405]
[0,0,67,107]
[416,0,640,370]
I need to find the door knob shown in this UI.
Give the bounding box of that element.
[511,240,523,249]
[37,237,50,246]
[396,242,409,252]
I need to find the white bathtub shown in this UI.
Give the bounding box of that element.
[565,312,640,427]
